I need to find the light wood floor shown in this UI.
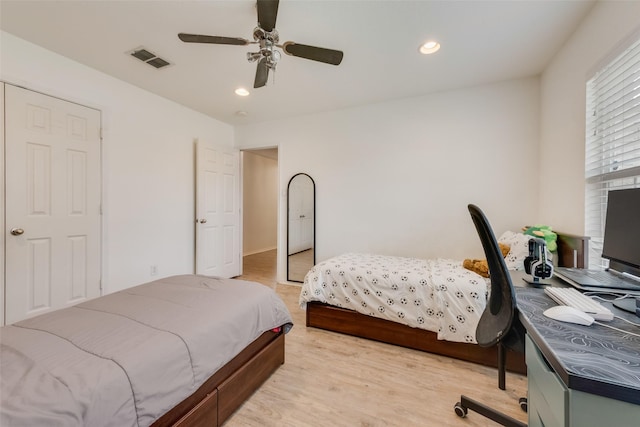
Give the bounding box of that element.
[288,249,315,282]
[229,250,527,426]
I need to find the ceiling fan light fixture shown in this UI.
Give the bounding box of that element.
[235,88,250,97]
[247,52,262,63]
[419,40,441,55]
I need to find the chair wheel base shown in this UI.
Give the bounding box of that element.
[519,397,528,412]
[454,402,468,418]
[455,395,527,427]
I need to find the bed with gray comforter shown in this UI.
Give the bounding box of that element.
[0,274,293,426]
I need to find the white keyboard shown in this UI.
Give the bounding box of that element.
[544,287,614,321]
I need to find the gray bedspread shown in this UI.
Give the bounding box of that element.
[0,275,293,427]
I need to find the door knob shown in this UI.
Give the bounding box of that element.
[199,219,207,224]
[11,228,25,236]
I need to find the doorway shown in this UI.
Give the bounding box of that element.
[241,148,278,286]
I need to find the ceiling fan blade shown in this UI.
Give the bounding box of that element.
[178,33,249,46]
[282,42,343,65]
[257,0,279,32]
[254,58,269,88]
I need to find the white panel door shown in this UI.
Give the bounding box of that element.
[300,179,314,250]
[288,175,314,255]
[0,83,5,325]
[288,180,303,255]
[195,140,240,278]
[5,85,101,324]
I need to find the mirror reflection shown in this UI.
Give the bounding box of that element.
[287,173,315,282]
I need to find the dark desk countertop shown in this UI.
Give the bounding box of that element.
[516,287,640,406]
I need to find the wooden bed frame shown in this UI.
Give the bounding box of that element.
[305,232,589,374]
[152,327,285,427]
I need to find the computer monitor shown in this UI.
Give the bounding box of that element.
[601,187,640,278]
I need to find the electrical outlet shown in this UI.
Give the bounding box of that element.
[150,265,158,276]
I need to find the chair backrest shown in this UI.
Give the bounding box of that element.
[468,204,519,348]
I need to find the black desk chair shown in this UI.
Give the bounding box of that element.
[453,204,527,427]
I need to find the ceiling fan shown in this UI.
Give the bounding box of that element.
[178,0,343,88]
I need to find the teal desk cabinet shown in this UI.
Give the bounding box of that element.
[517,288,640,427]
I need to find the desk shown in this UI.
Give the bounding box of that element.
[516,286,640,427]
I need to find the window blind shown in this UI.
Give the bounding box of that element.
[585,36,640,268]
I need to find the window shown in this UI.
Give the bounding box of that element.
[585,36,640,268]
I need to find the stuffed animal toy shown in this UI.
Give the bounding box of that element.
[523,225,557,252]
[463,243,510,278]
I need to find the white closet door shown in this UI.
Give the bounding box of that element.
[5,85,102,324]
[0,83,5,325]
[195,140,240,278]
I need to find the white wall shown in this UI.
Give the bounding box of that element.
[539,1,640,233]
[9,0,632,292]
[242,151,278,255]
[1,31,234,294]
[236,78,541,282]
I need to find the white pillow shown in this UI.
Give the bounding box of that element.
[498,231,532,271]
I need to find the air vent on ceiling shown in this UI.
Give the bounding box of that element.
[146,57,170,69]
[129,47,171,69]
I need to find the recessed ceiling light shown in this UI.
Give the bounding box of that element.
[235,111,248,117]
[235,88,250,96]
[419,40,441,55]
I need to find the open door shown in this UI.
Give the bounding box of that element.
[195,140,241,278]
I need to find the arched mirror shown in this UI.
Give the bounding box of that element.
[287,173,315,282]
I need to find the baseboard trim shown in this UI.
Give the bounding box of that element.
[243,247,277,257]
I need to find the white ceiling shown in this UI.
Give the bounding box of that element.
[0,0,596,126]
